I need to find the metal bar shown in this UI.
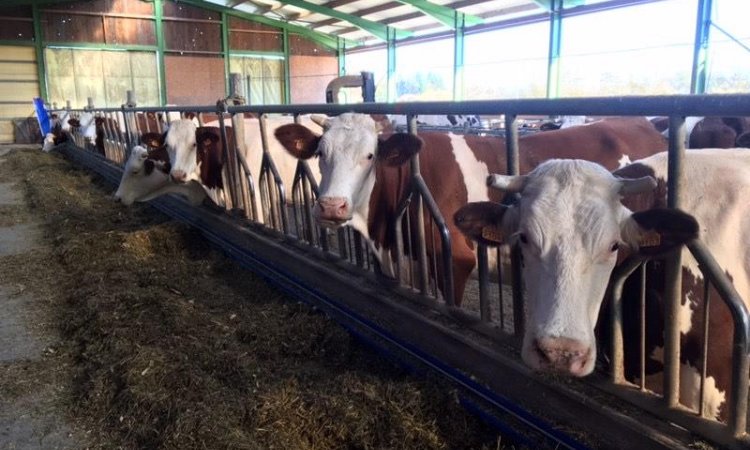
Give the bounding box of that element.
[699,277,710,417]
[154,0,167,105]
[31,4,48,102]
[710,22,750,54]
[42,41,158,51]
[608,256,644,384]
[101,94,750,117]
[639,262,646,391]
[477,243,491,321]
[408,115,430,297]
[546,0,562,99]
[504,114,524,338]
[690,0,712,94]
[282,29,291,104]
[394,0,483,28]
[686,240,750,438]
[386,27,397,102]
[452,12,465,101]
[663,115,686,410]
[221,12,230,97]
[337,37,346,77]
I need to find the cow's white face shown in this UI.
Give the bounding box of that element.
[165,119,199,184]
[273,113,422,235]
[314,114,380,227]
[509,161,630,376]
[454,159,697,377]
[114,146,169,205]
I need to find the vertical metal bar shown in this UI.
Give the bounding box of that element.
[31,4,48,102]
[337,37,346,77]
[408,114,429,297]
[497,247,505,330]
[505,114,524,338]
[663,115,686,409]
[699,278,711,417]
[221,12,231,96]
[122,105,132,150]
[690,0,713,94]
[546,0,562,99]
[639,262,647,391]
[478,243,491,321]
[154,0,167,106]
[282,29,291,104]
[452,12,465,102]
[386,27,396,102]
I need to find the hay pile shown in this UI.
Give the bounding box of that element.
[2,149,511,449]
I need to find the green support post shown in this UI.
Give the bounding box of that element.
[690,0,713,94]
[154,0,167,106]
[222,12,231,97]
[453,12,465,101]
[387,27,396,102]
[283,29,291,104]
[338,38,346,77]
[545,0,562,99]
[31,4,48,102]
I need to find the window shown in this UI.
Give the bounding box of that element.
[46,48,159,107]
[706,0,750,93]
[394,38,454,101]
[464,22,549,99]
[228,55,284,105]
[559,0,698,96]
[344,47,387,102]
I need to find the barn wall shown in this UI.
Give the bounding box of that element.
[288,34,338,104]
[165,55,225,105]
[0,45,39,143]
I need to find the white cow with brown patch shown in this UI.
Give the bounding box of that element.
[454,149,750,421]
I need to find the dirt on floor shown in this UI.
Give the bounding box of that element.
[0,146,514,449]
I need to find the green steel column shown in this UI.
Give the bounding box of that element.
[337,37,345,76]
[31,4,48,102]
[690,0,713,94]
[386,27,396,102]
[222,12,230,96]
[453,12,465,101]
[154,0,167,106]
[283,28,291,104]
[546,0,562,99]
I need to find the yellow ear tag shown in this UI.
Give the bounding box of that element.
[639,230,662,248]
[481,226,504,244]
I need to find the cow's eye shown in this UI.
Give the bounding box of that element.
[518,233,528,244]
[367,153,374,160]
[610,242,620,252]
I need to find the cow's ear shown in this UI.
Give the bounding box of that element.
[454,201,515,247]
[377,133,423,167]
[196,128,220,147]
[141,132,165,150]
[274,124,320,160]
[621,208,699,256]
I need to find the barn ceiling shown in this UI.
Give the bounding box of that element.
[3,0,591,48]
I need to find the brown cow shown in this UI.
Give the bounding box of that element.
[274,114,667,305]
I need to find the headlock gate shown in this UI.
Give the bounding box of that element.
[54,93,750,449]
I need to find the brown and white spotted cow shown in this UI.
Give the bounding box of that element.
[650,116,750,149]
[454,149,750,420]
[113,123,232,206]
[274,113,667,305]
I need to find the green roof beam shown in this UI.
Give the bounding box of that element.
[532,0,585,11]
[394,0,483,29]
[277,0,412,41]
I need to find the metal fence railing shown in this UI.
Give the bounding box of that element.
[51,92,750,449]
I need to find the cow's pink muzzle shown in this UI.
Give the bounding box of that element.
[315,197,351,225]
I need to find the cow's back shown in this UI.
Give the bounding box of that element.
[517,117,667,173]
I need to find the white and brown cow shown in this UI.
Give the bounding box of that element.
[454,149,750,420]
[274,113,668,305]
[114,124,231,206]
[113,145,206,206]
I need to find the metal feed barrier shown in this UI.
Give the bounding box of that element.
[53,93,750,449]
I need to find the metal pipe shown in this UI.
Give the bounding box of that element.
[477,243,491,321]
[505,113,524,339]
[663,115,686,409]
[408,114,430,297]
[608,255,644,384]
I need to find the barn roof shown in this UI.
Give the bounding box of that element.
[1,0,585,49]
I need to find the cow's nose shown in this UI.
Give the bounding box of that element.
[316,197,350,223]
[171,170,188,184]
[534,337,592,377]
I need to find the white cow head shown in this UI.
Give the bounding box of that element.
[165,119,199,184]
[454,159,698,376]
[274,113,423,230]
